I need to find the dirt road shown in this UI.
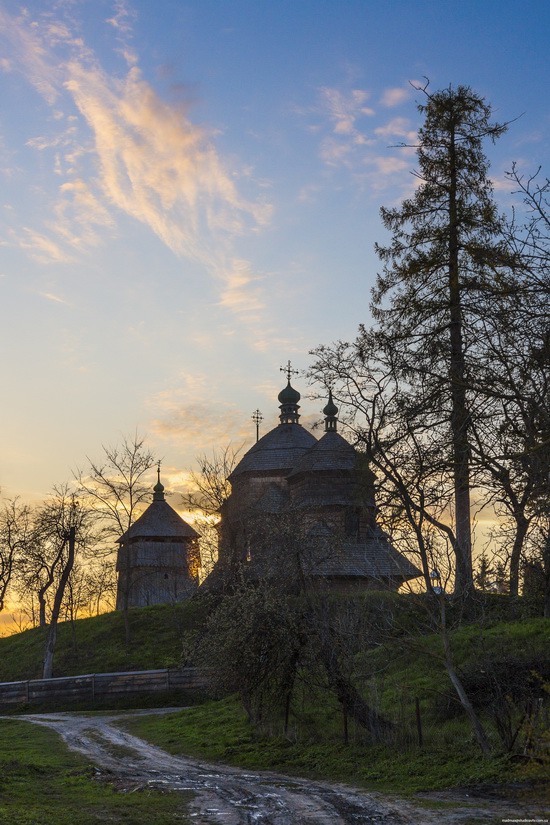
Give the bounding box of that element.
[18,710,547,824]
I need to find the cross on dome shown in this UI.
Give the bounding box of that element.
[252,409,263,442]
[153,460,165,501]
[280,360,298,382]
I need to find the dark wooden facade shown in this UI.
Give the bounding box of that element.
[115,476,200,609]
[210,384,420,592]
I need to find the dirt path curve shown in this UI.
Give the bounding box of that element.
[17,710,546,824]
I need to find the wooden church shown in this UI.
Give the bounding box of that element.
[115,370,420,607]
[207,370,420,593]
[115,469,200,609]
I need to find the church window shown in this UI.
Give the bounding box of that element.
[345,510,360,539]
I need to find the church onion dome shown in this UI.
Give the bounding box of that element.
[153,477,165,501]
[278,380,300,406]
[230,373,316,479]
[278,379,301,424]
[323,389,338,432]
[323,391,338,418]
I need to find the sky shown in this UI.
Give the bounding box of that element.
[1,0,550,505]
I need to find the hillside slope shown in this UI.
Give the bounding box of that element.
[0,600,207,682]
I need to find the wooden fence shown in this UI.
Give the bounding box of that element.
[0,667,208,709]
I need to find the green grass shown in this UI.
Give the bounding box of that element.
[0,594,548,802]
[0,599,208,682]
[119,614,550,798]
[121,696,514,795]
[372,618,550,734]
[0,717,194,824]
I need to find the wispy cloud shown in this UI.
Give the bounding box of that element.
[37,291,70,305]
[218,259,265,316]
[374,117,417,143]
[64,59,269,265]
[55,179,115,248]
[380,87,410,108]
[320,87,375,135]
[152,403,248,446]
[19,228,75,264]
[149,374,252,450]
[0,7,60,105]
[105,0,137,36]
[0,4,272,325]
[301,84,418,192]
[316,86,375,168]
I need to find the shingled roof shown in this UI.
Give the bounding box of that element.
[244,528,420,583]
[118,499,199,543]
[252,482,289,513]
[288,430,357,476]
[230,423,316,478]
[314,531,421,581]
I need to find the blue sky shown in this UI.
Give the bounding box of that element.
[1,0,549,502]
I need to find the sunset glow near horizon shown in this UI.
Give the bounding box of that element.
[1,0,550,505]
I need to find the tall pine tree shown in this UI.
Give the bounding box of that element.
[373,84,511,596]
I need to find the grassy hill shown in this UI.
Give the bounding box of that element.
[0,600,208,682]
[122,613,550,798]
[0,594,548,799]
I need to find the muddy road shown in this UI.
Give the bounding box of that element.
[18,710,547,824]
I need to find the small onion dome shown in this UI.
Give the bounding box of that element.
[323,389,338,432]
[278,380,301,405]
[153,469,165,501]
[278,380,301,424]
[323,390,338,418]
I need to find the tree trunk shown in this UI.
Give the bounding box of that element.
[509,514,530,598]
[38,589,48,627]
[543,532,550,619]
[448,123,473,597]
[319,630,393,741]
[43,527,75,679]
[439,597,491,755]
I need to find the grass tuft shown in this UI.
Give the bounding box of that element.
[0,717,194,824]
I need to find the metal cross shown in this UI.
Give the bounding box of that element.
[280,360,298,382]
[157,459,162,483]
[251,409,263,442]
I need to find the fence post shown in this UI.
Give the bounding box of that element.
[415,697,423,748]
[343,704,349,745]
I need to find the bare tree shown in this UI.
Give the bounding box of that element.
[181,444,244,578]
[10,486,94,677]
[308,335,461,593]
[42,522,76,680]
[75,434,157,540]
[75,433,157,641]
[82,559,117,616]
[0,498,33,613]
[463,163,550,595]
